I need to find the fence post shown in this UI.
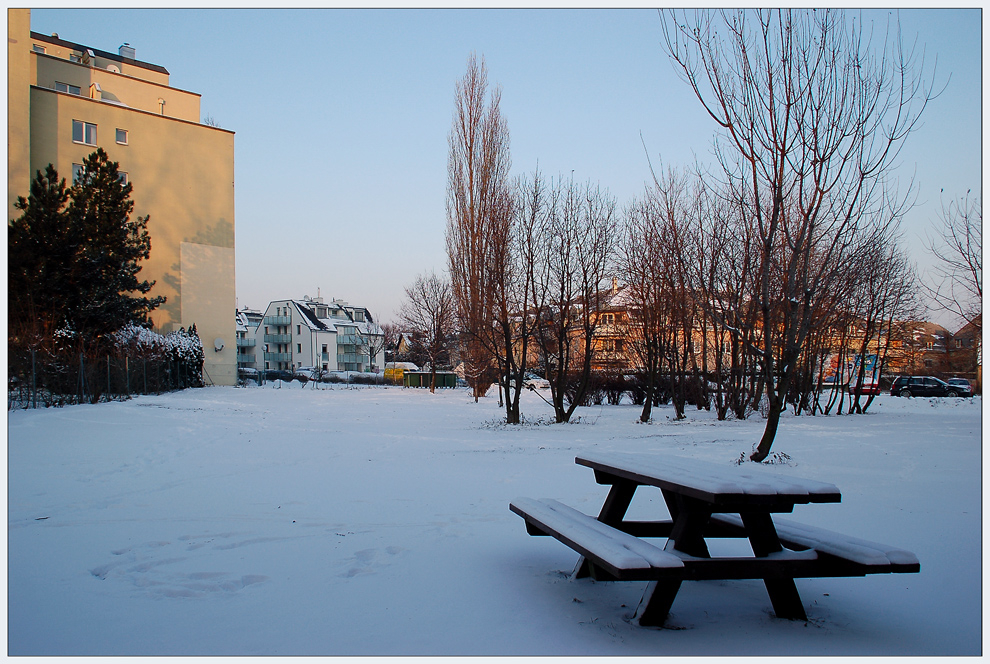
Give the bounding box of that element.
[107,355,111,402]
[30,349,36,410]
[125,356,130,396]
[78,352,86,404]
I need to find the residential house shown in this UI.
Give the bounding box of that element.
[235,308,263,370]
[258,296,384,373]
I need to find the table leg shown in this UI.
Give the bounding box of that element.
[665,494,712,558]
[636,579,683,627]
[575,480,638,579]
[741,511,807,621]
[597,481,637,526]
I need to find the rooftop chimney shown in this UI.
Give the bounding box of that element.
[119,43,135,60]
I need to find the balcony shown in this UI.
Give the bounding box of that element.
[264,333,292,344]
[337,353,370,366]
[263,315,291,326]
[264,352,292,363]
[237,353,256,364]
[236,337,256,347]
[337,334,368,346]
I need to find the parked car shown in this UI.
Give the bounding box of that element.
[890,375,963,398]
[523,372,550,389]
[500,372,550,390]
[849,381,881,396]
[946,378,974,397]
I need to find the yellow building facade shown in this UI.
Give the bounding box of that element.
[8,9,236,385]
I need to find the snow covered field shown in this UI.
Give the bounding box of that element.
[7,384,982,656]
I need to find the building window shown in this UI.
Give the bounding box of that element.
[601,313,615,325]
[69,54,82,63]
[297,343,302,354]
[55,81,81,95]
[116,128,128,145]
[71,163,84,184]
[355,311,365,322]
[72,120,97,145]
[33,45,46,54]
[297,325,301,335]
[118,172,128,186]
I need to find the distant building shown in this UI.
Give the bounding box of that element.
[256,296,385,373]
[235,308,263,370]
[8,9,236,384]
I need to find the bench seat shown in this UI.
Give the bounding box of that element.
[510,498,684,580]
[711,514,920,573]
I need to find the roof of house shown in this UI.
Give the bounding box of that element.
[31,31,170,76]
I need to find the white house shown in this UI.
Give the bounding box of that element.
[235,308,263,370]
[257,296,384,373]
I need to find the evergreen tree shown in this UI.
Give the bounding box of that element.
[9,164,73,338]
[9,149,165,349]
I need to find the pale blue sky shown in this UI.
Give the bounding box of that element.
[29,8,982,327]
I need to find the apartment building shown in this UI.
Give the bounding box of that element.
[8,9,236,385]
[235,308,263,370]
[257,296,384,373]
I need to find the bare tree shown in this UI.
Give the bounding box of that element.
[364,316,390,383]
[924,192,982,328]
[661,9,938,461]
[445,53,512,402]
[479,171,550,424]
[622,191,671,423]
[379,322,401,365]
[398,272,456,393]
[533,176,618,423]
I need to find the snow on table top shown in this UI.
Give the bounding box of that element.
[577,452,840,500]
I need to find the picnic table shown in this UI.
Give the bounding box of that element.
[510,452,919,627]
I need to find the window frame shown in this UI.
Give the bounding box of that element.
[115,128,128,145]
[55,81,81,95]
[72,119,97,146]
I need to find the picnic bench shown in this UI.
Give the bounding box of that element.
[510,452,919,627]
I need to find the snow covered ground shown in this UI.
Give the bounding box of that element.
[7,384,983,656]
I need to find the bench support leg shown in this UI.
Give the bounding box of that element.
[635,579,682,627]
[764,578,807,621]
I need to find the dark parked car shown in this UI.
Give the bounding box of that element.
[891,375,964,398]
[946,378,974,397]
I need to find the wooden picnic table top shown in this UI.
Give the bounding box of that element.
[575,452,841,509]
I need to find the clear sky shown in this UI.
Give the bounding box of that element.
[28,8,982,328]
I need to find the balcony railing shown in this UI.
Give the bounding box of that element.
[337,334,368,346]
[264,352,292,363]
[337,353,370,365]
[236,337,256,347]
[264,333,292,344]
[263,315,291,326]
[237,353,256,363]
